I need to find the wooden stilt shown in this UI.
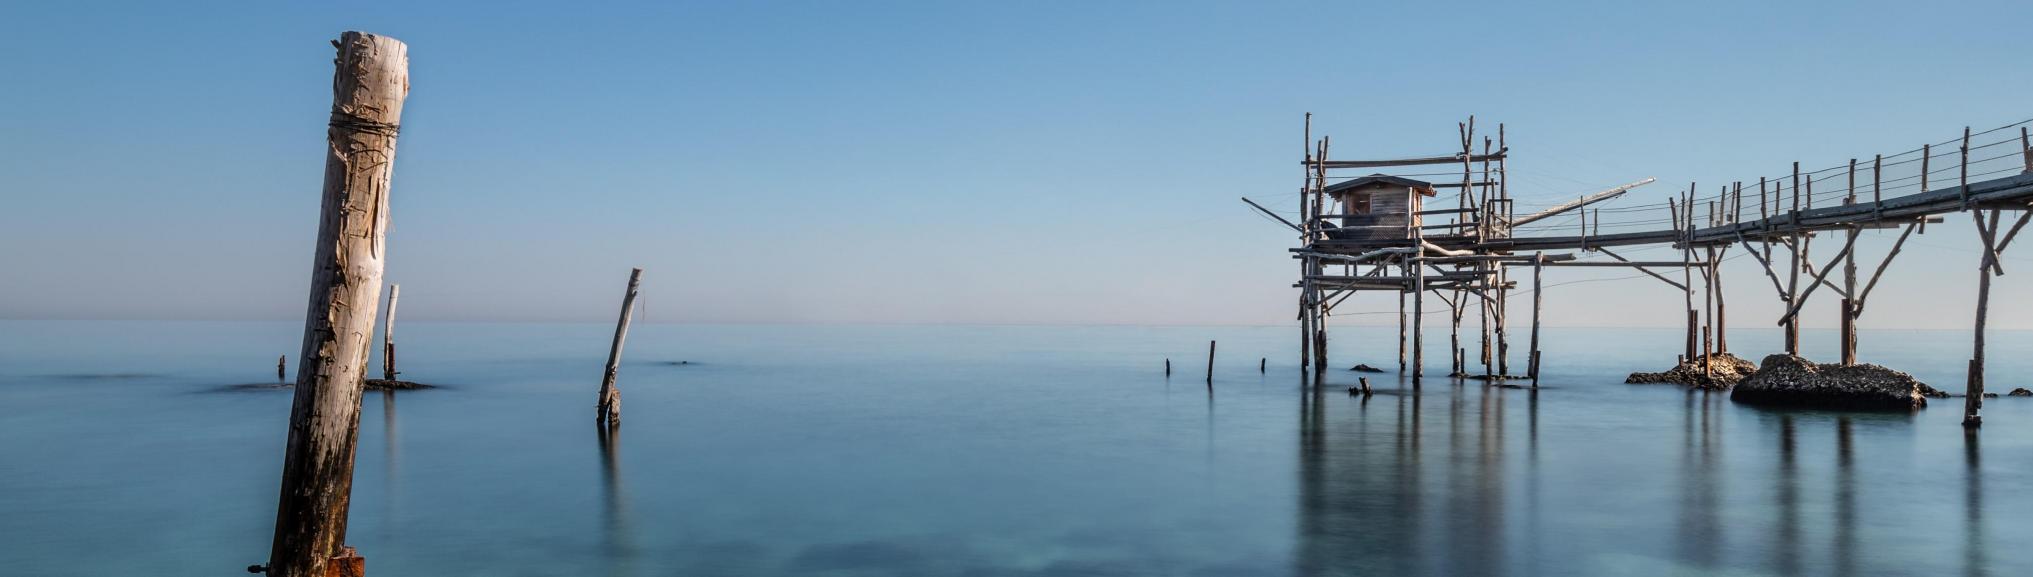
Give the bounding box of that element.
[1412,258,1425,386]
[264,30,408,577]
[1165,359,1171,377]
[1397,291,1407,372]
[380,284,399,381]
[1529,253,1543,384]
[1965,209,1998,427]
[597,268,642,427]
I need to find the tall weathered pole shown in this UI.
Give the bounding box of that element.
[264,31,407,577]
[598,268,644,427]
[380,284,399,381]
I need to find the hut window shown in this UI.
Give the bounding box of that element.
[1351,192,1372,215]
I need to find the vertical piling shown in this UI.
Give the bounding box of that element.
[264,30,408,577]
[597,268,643,427]
[1529,253,1543,385]
[1397,292,1407,372]
[380,284,399,381]
[277,355,287,383]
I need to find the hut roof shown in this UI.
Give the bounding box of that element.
[1324,174,1438,197]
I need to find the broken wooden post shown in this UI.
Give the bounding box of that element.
[597,268,642,427]
[1205,340,1216,387]
[380,284,399,381]
[1965,210,1999,427]
[263,30,407,577]
[277,355,287,383]
[1260,357,1266,373]
[1165,359,1171,377]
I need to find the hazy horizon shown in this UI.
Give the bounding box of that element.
[7,0,2033,330]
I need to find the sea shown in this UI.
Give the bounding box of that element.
[1,320,2029,576]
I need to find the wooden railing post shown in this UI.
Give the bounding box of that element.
[264,30,407,577]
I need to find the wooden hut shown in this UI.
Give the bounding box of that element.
[1322,174,1438,242]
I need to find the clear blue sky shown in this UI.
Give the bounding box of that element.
[4,0,2032,329]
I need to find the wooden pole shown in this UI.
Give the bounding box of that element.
[1397,291,1407,372]
[277,355,287,383]
[597,268,643,427]
[1529,253,1543,384]
[1784,168,1802,355]
[380,284,399,381]
[1966,214,1995,428]
[1715,251,1728,354]
[1165,359,1171,377]
[264,30,407,577]
[1682,187,1697,363]
[1412,258,1425,386]
[1205,340,1216,386]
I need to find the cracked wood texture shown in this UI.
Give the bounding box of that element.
[267,31,407,577]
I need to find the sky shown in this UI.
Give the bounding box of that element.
[4,0,2033,330]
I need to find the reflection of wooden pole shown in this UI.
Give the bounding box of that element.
[265,30,408,577]
[381,284,400,381]
[598,268,643,427]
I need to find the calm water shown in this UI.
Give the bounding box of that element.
[1,320,2030,576]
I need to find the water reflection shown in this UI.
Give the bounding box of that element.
[1292,382,2010,577]
[597,422,635,576]
[1676,390,1721,570]
[1965,428,1986,577]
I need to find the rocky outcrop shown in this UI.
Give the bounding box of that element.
[1730,354,1928,410]
[1626,353,1759,390]
[2009,388,2032,397]
[363,379,432,390]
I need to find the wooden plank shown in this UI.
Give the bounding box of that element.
[1306,149,1507,169]
[266,31,408,577]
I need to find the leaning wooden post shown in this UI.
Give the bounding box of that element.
[380,284,399,381]
[597,268,643,427]
[264,30,407,577]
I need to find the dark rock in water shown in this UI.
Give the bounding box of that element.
[1348,364,1385,373]
[1730,354,1928,410]
[2010,388,2033,397]
[1918,383,1951,398]
[1982,392,2000,398]
[363,379,432,391]
[1626,353,1758,390]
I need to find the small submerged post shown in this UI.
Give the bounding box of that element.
[381,284,399,381]
[277,355,287,384]
[598,268,643,428]
[1259,357,1266,373]
[264,30,408,577]
[1164,358,1171,377]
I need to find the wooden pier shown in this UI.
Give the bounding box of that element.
[1265,116,2033,427]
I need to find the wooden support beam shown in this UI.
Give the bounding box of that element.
[1855,222,1918,314]
[1594,246,1688,291]
[1507,178,1656,228]
[1776,232,1860,326]
[1306,149,1507,169]
[1529,253,1543,385]
[265,31,408,577]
